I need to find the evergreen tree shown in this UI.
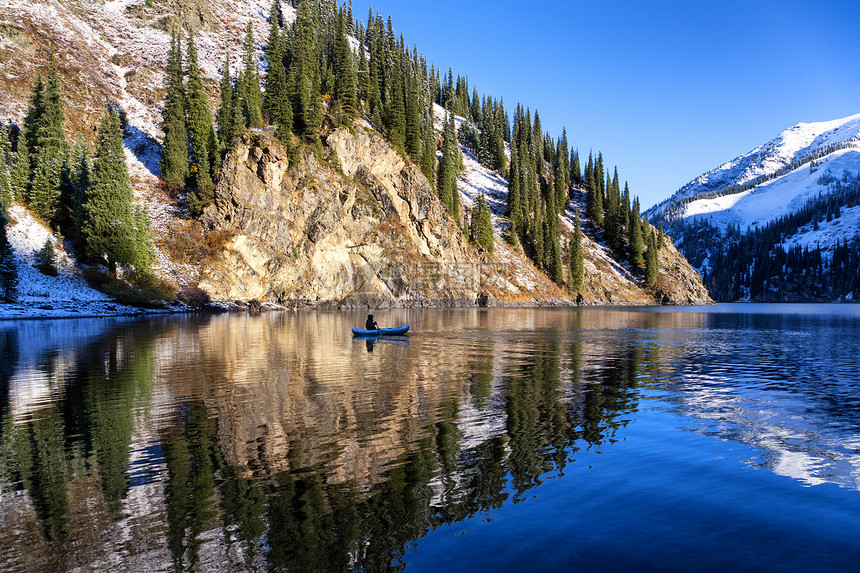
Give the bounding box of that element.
[644,229,659,290]
[333,10,358,126]
[506,139,522,231]
[34,239,58,276]
[29,146,63,223]
[186,33,217,184]
[470,192,494,254]
[437,105,458,215]
[0,123,13,214]
[10,142,30,202]
[217,54,236,149]
[545,185,563,284]
[404,69,421,157]
[569,212,584,295]
[82,109,152,276]
[288,0,319,143]
[419,107,436,185]
[63,141,91,249]
[239,21,264,128]
[571,149,582,187]
[628,197,644,266]
[161,33,189,187]
[21,75,44,160]
[263,27,293,140]
[28,59,67,225]
[0,210,17,302]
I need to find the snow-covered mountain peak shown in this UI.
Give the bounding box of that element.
[650,112,860,221]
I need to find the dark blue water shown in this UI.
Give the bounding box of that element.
[1,304,859,571]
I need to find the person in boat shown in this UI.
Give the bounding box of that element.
[365,314,379,331]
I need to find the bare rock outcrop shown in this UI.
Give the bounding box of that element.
[199,127,483,307]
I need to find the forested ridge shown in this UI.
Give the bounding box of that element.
[0,0,679,306]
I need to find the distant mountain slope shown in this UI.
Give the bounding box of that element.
[647,114,860,302]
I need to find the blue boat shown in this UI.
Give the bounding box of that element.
[351,325,410,337]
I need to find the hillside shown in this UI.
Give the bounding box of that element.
[0,0,710,317]
[648,114,860,302]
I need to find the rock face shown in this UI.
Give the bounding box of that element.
[653,237,713,305]
[199,127,482,307]
[199,126,712,308]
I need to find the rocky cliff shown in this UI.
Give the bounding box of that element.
[200,126,484,308]
[198,125,711,308]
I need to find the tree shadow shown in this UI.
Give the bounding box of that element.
[123,124,162,179]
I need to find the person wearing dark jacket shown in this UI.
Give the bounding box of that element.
[365,314,379,330]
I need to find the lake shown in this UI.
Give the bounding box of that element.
[1,304,859,571]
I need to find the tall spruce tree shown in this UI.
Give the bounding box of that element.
[239,21,264,128]
[82,109,151,276]
[288,0,318,140]
[332,9,358,126]
[644,228,659,290]
[263,25,293,141]
[570,212,584,295]
[628,197,644,266]
[437,104,458,214]
[0,123,12,215]
[217,54,236,149]
[28,59,67,225]
[161,33,189,187]
[0,209,17,302]
[470,191,494,254]
[185,33,217,185]
[546,184,563,284]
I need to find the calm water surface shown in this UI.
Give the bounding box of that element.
[1,304,859,571]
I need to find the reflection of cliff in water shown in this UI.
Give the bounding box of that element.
[0,310,662,571]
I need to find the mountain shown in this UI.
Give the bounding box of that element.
[0,0,710,317]
[647,114,860,302]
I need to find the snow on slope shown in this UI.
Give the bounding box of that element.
[432,103,645,299]
[650,113,860,217]
[0,205,156,319]
[682,147,860,232]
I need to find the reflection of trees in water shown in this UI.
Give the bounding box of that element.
[0,318,656,572]
[162,402,221,571]
[0,322,159,553]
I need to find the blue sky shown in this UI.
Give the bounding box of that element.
[347,0,860,209]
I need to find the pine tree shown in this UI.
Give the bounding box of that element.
[288,0,318,140]
[546,183,563,284]
[21,75,44,160]
[65,141,91,249]
[419,107,436,185]
[506,139,522,231]
[28,58,67,225]
[240,21,264,128]
[570,212,584,295]
[0,122,12,214]
[186,33,216,184]
[571,149,582,187]
[263,27,293,140]
[628,197,644,266]
[437,105,458,214]
[10,142,30,202]
[0,211,17,303]
[217,54,236,148]
[404,69,421,157]
[333,10,358,126]
[161,33,189,187]
[82,109,152,276]
[644,229,659,290]
[470,192,494,254]
[34,238,58,276]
